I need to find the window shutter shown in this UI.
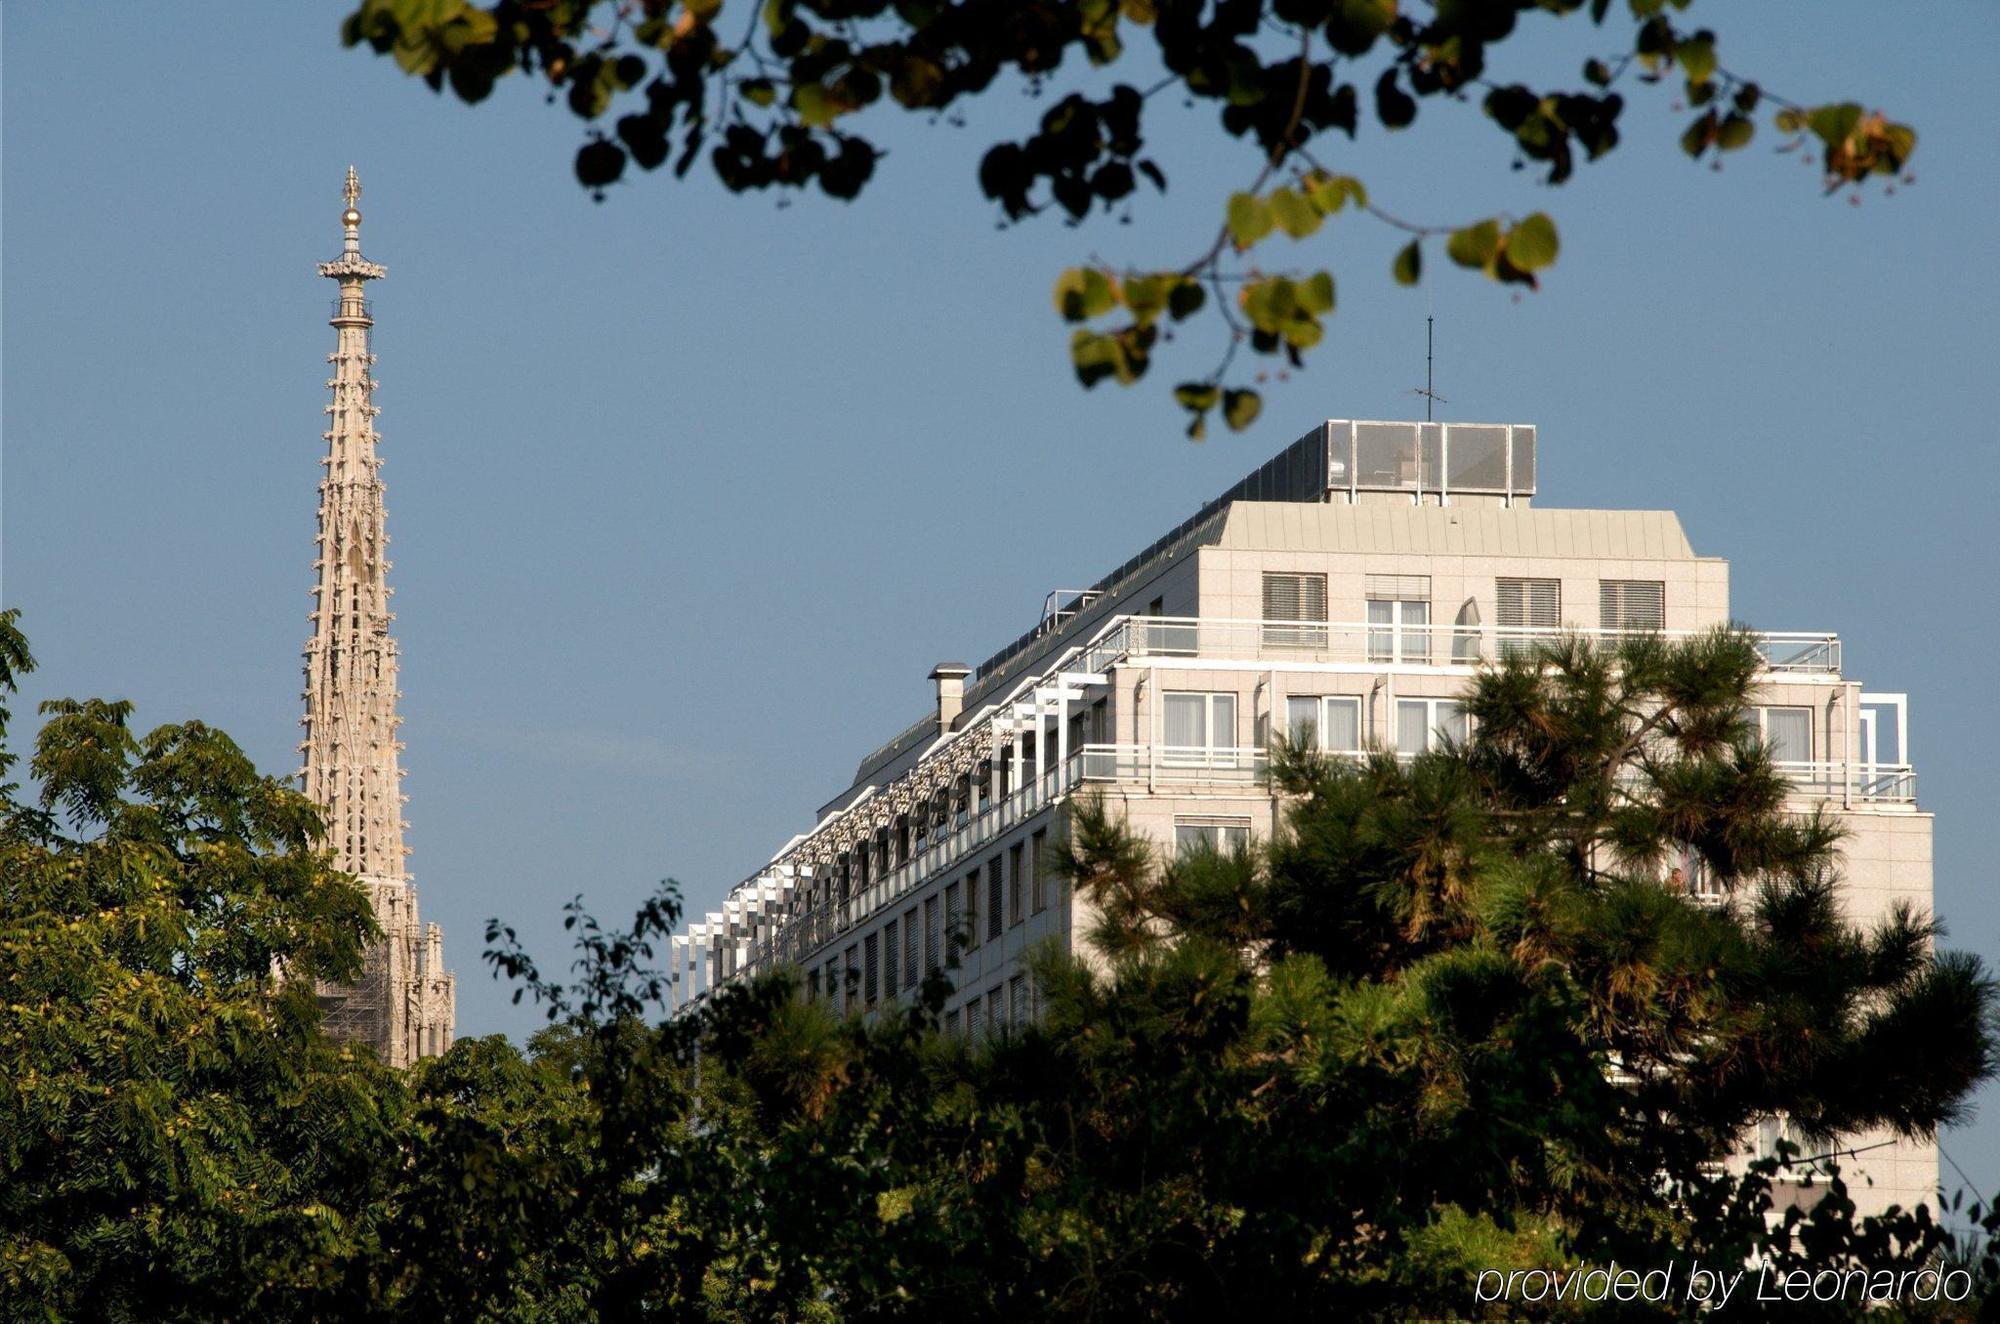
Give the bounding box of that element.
[1600,580,1665,630]
[1365,573,1431,601]
[1262,572,1327,622]
[1497,577,1560,628]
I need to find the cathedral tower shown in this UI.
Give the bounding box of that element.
[302,168,454,1066]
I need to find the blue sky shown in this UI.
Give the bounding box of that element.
[5,4,1998,1190]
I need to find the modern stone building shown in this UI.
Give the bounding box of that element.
[669,419,1930,1215]
[299,168,455,1067]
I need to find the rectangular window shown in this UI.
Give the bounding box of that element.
[1031,829,1050,913]
[825,959,839,1007]
[986,858,1004,942]
[902,906,919,989]
[1756,706,1814,764]
[923,896,940,974]
[965,998,982,1042]
[1009,842,1026,926]
[1163,691,1238,765]
[807,967,821,1002]
[843,945,858,1013]
[1175,815,1252,856]
[1285,695,1362,752]
[882,919,899,999]
[1009,974,1027,1030]
[1497,577,1560,657]
[962,870,981,951]
[1600,579,1665,632]
[1396,698,1467,754]
[1365,576,1432,664]
[945,880,964,958]
[987,988,1005,1042]
[863,932,879,1006]
[1262,571,1329,647]
[945,1008,961,1039]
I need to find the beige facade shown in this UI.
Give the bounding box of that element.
[299,168,455,1068]
[672,420,1930,1217]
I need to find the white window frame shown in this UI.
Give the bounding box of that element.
[1395,697,1468,754]
[1367,598,1431,664]
[1754,705,1814,765]
[1285,694,1364,752]
[1162,690,1239,767]
[1174,815,1253,856]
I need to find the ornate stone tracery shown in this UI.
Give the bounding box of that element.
[300,169,455,1067]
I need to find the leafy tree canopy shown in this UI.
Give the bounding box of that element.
[0,609,399,1319]
[340,0,1916,436]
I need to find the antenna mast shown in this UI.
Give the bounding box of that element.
[1411,314,1447,421]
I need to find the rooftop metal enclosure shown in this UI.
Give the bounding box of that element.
[975,420,1536,680]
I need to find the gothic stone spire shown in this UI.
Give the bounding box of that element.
[301,169,454,1066]
[306,167,398,879]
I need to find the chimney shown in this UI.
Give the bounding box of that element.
[929,662,973,731]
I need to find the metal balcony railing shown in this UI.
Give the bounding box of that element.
[1089,617,1841,675]
[668,613,1866,1009]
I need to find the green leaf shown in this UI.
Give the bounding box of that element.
[1070,330,1119,388]
[1325,0,1396,56]
[1506,213,1559,272]
[1392,240,1422,287]
[1681,110,1716,159]
[1167,280,1206,321]
[739,78,777,108]
[1675,35,1716,87]
[1304,173,1347,214]
[1240,278,1296,334]
[1297,271,1335,315]
[1174,383,1220,411]
[1445,220,1501,270]
[1053,269,1117,322]
[793,83,840,129]
[1122,274,1169,324]
[1268,188,1322,239]
[1226,193,1274,249]
[1880,122,1917,170]
[1716,114,1754,152]
[1806,102,1863,148]
[1222,388,1262,431]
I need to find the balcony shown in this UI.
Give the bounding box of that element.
[671,613,1877,1007]
[1087,616,1841,675]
